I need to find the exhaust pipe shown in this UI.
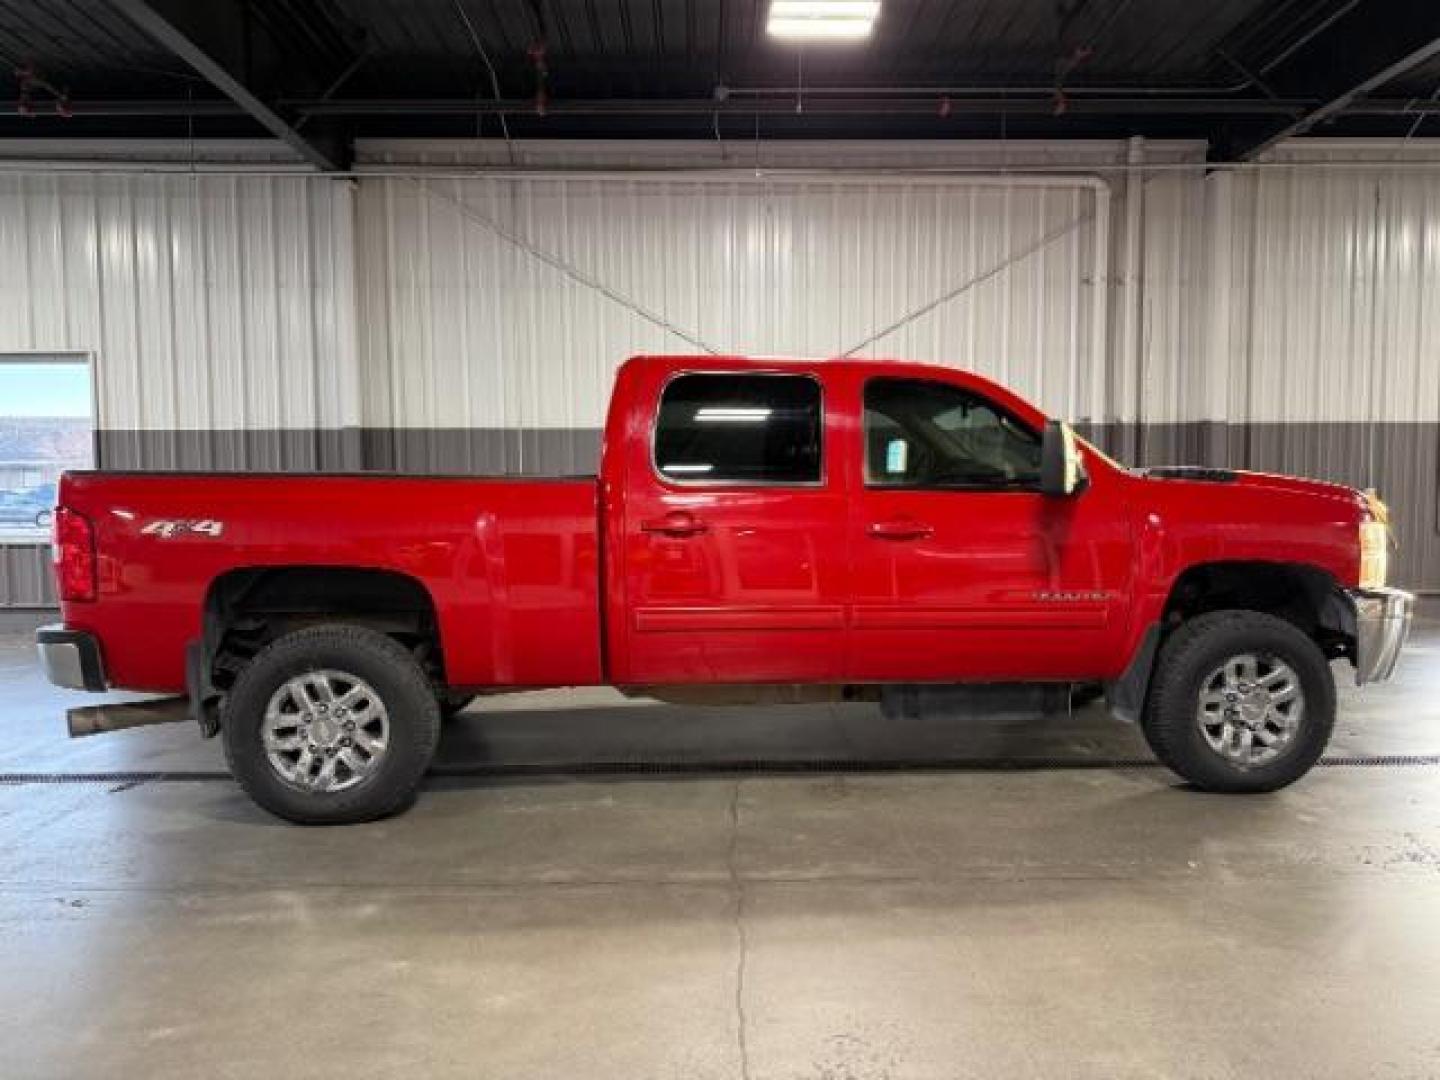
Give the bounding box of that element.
[67,697,189,738]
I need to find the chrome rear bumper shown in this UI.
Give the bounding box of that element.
[35,624,107,692]
[1347,587,1414,685]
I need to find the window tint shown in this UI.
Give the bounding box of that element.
[655,373,822,484]
[864,377,1041,489]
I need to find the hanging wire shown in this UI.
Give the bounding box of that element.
[451,0,515,164]
[1404,79,1440,139]
[186,83,195,172]
[409,178,721,353]
[842,206,1096,356]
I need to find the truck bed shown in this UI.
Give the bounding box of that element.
[57,471,603,693]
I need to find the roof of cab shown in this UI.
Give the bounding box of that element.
[619,354,1046,423]
[623,352,990,382]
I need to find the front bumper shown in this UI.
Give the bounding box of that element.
[1347,587,1414,685]
[35,625,107,692]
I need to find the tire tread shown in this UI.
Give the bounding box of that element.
[222,624,441,824]
[1142,609,1335,793]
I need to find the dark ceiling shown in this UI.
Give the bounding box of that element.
[3,0,1440,167]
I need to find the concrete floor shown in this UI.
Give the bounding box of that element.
[2,607,1439,1079]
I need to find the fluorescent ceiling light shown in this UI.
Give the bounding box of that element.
[768,18,872,39]
[663,463,715,473]
[768,0,879,41]
[771,1,880,15]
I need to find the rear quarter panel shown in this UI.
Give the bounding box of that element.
[57,472,602,693]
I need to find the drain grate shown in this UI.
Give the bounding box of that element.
[1317,753,1440,768]
[2,752,1439,786]
[0,770,229,785]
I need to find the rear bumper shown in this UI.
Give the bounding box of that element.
[35,624,107,692]
[1347,587,1414,685]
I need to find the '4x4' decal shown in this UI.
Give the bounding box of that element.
[140,519,225,538]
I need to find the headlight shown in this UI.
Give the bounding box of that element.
[1359,491,1390,589]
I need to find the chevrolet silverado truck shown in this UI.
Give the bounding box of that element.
[38,355,1413,824]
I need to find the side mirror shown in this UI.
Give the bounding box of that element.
[1040,420,1086,497]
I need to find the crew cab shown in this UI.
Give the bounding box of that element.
[38,355,1414,823]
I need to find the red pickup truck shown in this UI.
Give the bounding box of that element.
[38,355,1413,823]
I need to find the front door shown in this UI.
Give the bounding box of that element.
[846,375,1130,682]
[617,369,849,684]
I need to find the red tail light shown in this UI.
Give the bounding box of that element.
[54,508,96,602]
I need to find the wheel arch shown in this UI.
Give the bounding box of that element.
[191,566,447,735]
[1108,559,1353,723]
[1160,559,1351,655]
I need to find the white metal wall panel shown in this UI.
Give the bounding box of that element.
[1225,159,1440,425]
[1135,171,1208,423]
[0,172,359,440]
[355,172,1104,435]
[1206,149,1440,588]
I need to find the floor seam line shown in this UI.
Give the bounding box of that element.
[728,777,753,1080]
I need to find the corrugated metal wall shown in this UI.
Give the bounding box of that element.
[0,545,52,608]
[1,137,1437,601]
[0,170,358,604]
[1203,147,1440,589]
[355,171,1105,473]
[0,171,359,457]
[1072,144,1440,588]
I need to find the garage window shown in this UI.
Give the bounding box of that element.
[654,373,823,485]
[0,355,95,543]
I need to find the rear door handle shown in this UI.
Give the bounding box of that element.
[641,510,708,538]
[868,518,933,541]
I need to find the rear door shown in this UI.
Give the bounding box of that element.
[846,374,1129,681]
[616,369,849,684]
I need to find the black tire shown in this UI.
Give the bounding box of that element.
[222,624,441,824]
[1141,610,1335,793]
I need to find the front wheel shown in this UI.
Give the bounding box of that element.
[222,625,441,824]
[1141,610,1335,793]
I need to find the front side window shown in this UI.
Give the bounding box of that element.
[655,373,822,484]
[864,377,1041,490]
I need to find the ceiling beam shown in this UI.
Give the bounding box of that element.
[108,0,348,170]
[1224,2,1440,160]
[18,94,1440,121]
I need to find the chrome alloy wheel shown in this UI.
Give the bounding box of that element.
[1195,652,1304,768]
[262,669,390,792]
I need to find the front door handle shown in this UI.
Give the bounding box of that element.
[868,518,933,541]
[641,510,709,538]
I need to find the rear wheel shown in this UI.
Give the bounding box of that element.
[1141,610,1334,793]
[222,625,441,824]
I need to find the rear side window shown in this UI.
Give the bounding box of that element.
[654,373,822,484]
